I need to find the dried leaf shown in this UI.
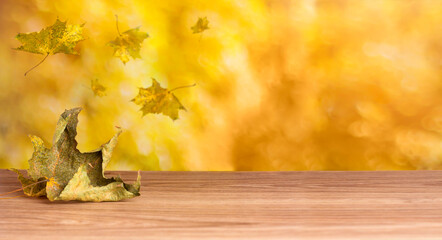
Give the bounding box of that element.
[10,108,141,202]
[132,78,186,120]
[108,26,149,64]
[191,17,209,34]
[58,165,140,202]
[91,79,106,97]
[10,169,46,197]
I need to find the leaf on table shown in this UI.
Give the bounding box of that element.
[10,108,141,202]
[10,169,46,197]
[131,78,186,120]
[91,79,107,97]
[108,17,149,64]
[14,19,85,75]
[191,17,209,34]
[58,165,140,202]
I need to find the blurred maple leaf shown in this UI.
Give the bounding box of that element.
[108,15,149,64]
[14,19,85,76]
[132,78,194,120]
[91,79,107,97]
[10,108,141,202]
[191,17,209,34]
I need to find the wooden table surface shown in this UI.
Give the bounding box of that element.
[1,169,442,239]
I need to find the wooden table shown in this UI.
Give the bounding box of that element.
[1,169,442,239]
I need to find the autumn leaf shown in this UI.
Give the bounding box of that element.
[108,15,149,64]
[132,78,195,120]
[10,108,141,202]
[91,79,107,97]
[14,19,85,76]
[10,169,46,197]
[191,17,209,34]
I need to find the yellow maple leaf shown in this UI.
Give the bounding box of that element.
[108,15,149,64]
[191,17,209,34]
[14,19,85,76]
[132,78,195,120]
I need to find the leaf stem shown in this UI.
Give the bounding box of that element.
[24,53,49,76]
[115,14,122,36]
[0,194,26,200]
[169,83,197,92]
[0,179,48,197]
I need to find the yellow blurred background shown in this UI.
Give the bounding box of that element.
[0,0,441,171]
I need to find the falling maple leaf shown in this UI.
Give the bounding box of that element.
[191,17,209,34]
[132,78,195,120]
[10,108,141,202]
[91,79,107,97]
[14,19,85,76]
[108,15,149,64]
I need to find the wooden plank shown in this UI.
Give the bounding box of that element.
[1,169,442,239]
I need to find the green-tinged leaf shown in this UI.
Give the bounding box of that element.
[15,19,85,55]
[108,26,149,64]
[57,165,140,202]
[9,169,46,197]
[14,19,85,75]
[191,17,209,34]
[27,135,51,181]
[131,78,186,120]
[10,108,141,202]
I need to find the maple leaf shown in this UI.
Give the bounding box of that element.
[91,79,107,97]
[191,17,209,34]
[14,19,85,76]
[10,108,141,202]
[108,15,149,64]
[132,78,194,120]
[10,169,46,197]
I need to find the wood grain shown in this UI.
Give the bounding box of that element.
[1,169,442,239]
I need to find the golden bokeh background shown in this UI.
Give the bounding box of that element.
[0,0,441,170]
